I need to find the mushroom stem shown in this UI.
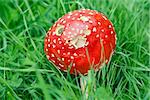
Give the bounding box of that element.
[80,76,88,99]
[80,70,96,99]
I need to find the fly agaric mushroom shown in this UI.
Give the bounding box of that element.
[44,9,116,75]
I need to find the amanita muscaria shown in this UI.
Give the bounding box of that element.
[44,9,116,75]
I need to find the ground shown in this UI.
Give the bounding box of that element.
[0,0,150,100]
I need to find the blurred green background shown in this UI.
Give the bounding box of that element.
[0,0,150,99]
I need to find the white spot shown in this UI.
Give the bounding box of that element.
[59,63,64,67]
[68,46,74,49]
[51,60,55,63]
[73,53,78,56]
[105,59,108,63]
[62,20,66,24]
[78,10,82,12]
[71,28,75,31]
[67,36,71,38]
[77,18,80,20]
[58,38,61,41]
[85,25,88,29]
[59,41,62,44]
[102,15,107,20]
[57,58,61,61]
[85,41,89,46]
[109,25,112,28]
[62,47,64,49]
[58,18,61,22]
[57,23,60,26]
[63,53,66,55]
[82,10,85,13]
[98,22,101,25]
[74,33,77,36]
[105,35,108,38]
[75,13,78,16]
[68,59,70,62]
[60,19,64,22]
[76,23,80,26]
[48,39,50,42]
[79,14,83,17]
[51,54,55,57]
[111,31,113,34]
[80,54,86,57]
[115,34,117,40]
[89,20,93,23]
[46,35,48,38]
[96,34,99,38]
[95,10,99,14]
[46,55,50,59]
[73,63,75,67]
[68,12,73,15]
[67,15,71,18]
[63,31,66,35]
[48,27,51,30]
[67,52,70,55]
[53,23,57,27]
[101,29,104,32]
[46,48,48,51]
[70,37,73,40]
[72,17,76,20]
[80,16,89,21]
[63,70,67,72]
[48,44,50,47]
[115,34,117,45]
[71,56,74,59]
[64,38,67,41]
[89,12,94,15]
[68,43,72,46]
[68,32,72,34]
[57,50,60,54]
[52,32,56,36]
[62,58,64,61]
[52,45,56,48]
[93,27,97,32]
[53,39,56,43]
[87,16,91,19]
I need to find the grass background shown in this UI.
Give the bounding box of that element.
[0,0,150,99]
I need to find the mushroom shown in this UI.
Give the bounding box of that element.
[44,9,116,75]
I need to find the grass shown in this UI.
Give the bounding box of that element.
[0,0,149,99]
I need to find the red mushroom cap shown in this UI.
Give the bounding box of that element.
[44,9,116,75]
